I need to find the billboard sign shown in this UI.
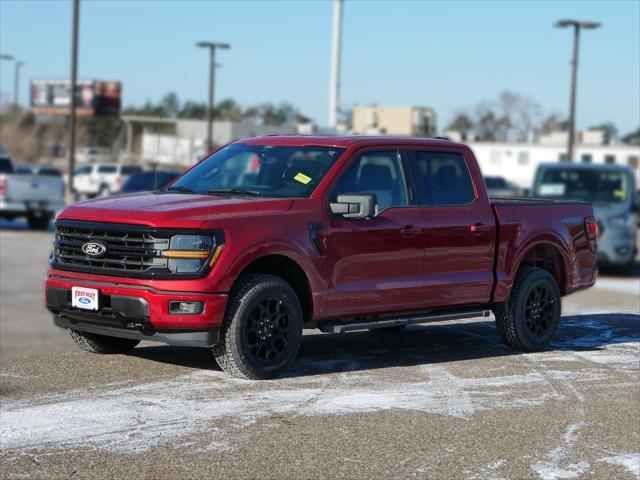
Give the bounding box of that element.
[31,79,121,117]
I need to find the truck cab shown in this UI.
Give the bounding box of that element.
[45,136,597,379]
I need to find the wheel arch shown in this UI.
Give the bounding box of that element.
[514,241,570,295]
[232,253,314,323]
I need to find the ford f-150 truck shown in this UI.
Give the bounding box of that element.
[45,136,598,379]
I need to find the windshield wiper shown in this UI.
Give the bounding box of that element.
[206,188,262,197]
[165,186,197,194]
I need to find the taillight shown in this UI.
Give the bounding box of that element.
[0,178,6,197]
[585,216,598,243]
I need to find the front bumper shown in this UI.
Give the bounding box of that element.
[45,275,228,348]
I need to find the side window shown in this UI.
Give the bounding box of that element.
[98,165,117,174]
[334,150,408,212]
[412,151,476,206]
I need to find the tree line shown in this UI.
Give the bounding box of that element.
[445,90,638,145]
[123,92,311,126]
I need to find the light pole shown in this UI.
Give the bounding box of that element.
[555,19,601,162]
[329,0,343,130]
[69,0,80,193]
[196,41,230,153]
[0,54,14,112]
[14,61,24,107]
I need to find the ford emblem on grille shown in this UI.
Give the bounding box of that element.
[81,241,107,257]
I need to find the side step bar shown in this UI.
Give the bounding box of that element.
[317,309,491,334]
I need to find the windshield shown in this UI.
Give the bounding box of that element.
[168,143,346,197]
[534,168,630,204]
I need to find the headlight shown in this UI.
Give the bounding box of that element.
[162,234,216,274]
[608,213,630,229]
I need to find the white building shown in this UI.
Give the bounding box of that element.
[468,141,640,189]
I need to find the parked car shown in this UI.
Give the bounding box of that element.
[45,136,597,379]
[120,170,182,193]
[73,163,143,198]
[0,155,66,229]
[533,163,638,274]
[484,176,520,197]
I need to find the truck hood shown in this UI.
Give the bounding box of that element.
[58,192,294,228]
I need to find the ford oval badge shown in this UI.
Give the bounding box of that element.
[82,241,107,257]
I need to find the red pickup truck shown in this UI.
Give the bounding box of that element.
[45,136,598,379]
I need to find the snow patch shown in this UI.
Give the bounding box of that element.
[598,453,640,478]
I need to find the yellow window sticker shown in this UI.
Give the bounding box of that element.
[294,172,312,185]
[613,189,625,198]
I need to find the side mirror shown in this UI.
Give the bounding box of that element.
[330,194,376,219]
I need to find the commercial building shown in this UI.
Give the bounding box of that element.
[468,141,640,189]
[351,105,436,137]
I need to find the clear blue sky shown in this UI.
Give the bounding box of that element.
[1,0,639,133]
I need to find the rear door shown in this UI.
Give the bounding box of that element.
[406,148,496,308]
[323,148,426,317]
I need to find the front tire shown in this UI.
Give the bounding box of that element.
[213,274,303,380]
[495,266,561,352]
[68,329,140,354]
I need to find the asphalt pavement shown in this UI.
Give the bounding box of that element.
[1,226,639,479]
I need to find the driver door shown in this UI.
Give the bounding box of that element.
[323,149,426,318]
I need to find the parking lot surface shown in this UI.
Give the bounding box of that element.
[1,228,639,479]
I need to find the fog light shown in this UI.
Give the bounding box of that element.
[169,301,204,315]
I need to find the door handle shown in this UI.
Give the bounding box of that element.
[400,225,421,238]
[470,223,491,234]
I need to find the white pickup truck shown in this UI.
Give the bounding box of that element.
[0,155,66,229]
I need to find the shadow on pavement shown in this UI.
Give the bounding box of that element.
[598,259,640,278]
[130,313,639,377]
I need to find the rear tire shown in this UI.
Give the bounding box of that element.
[27,212,52,230]
[68,330,140,354]
[213,274,303,380]
[495,266,561,352]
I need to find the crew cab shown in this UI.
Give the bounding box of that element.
[45,136,597,379]
[0,155,65,229]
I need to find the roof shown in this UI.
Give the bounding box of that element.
[236,135,465,149]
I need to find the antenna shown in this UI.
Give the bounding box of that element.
[153,128,160,191]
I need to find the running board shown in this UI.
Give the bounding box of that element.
[317,309,491,334]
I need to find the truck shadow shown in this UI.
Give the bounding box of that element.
[130,313,639,377]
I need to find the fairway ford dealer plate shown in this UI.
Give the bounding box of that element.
[71,286,99,311]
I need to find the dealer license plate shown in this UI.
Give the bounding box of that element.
[71,286,99,311]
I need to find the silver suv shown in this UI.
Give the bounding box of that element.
[533,163,638,274]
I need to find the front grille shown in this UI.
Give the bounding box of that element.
[53,220,173,278]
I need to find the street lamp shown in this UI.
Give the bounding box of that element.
[69,0,80,193]
[196,41,230,152]
[555,19,601,162]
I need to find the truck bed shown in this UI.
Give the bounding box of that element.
[490,197,597,303]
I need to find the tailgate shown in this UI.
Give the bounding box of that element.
[5,174,63,202]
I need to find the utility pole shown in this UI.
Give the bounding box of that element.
[196,42,230,153]
[329,0,343,130]
[14,61,24,107]
[68,0,80,193]
[555,19,601,162]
